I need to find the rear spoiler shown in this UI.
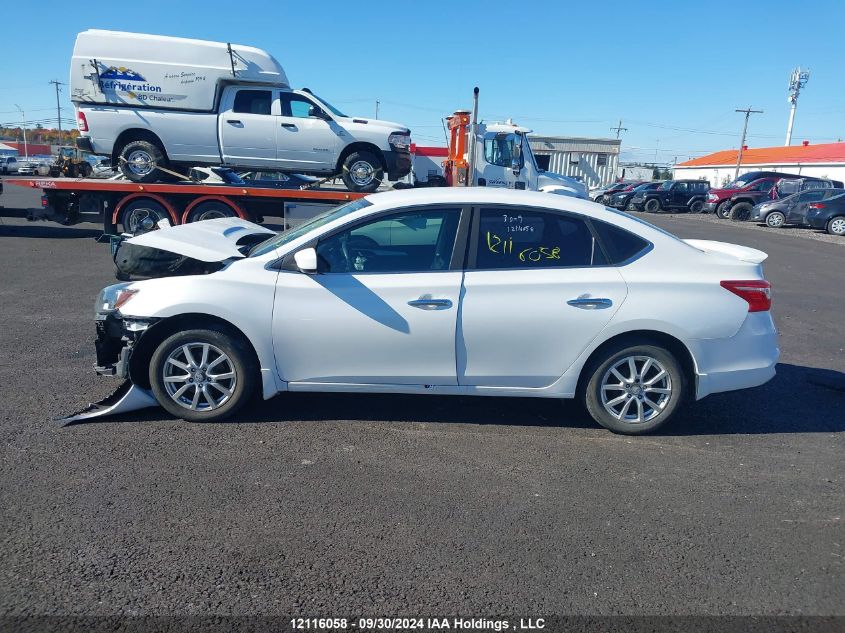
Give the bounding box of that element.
[683,239,768,264]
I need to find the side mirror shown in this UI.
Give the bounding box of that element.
[293,247,318,274]
[309,106,329,121]
[511,133,523,175]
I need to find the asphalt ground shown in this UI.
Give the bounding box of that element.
[1,177,842,625]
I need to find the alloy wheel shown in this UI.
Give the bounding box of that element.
[599,355,672,425]
[162,342,237,412]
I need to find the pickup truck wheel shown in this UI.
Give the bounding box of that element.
[715,201,731,219]
[341,151,383,193]
[187,201,238,223]
[644,198,661,213]
[119,140,167,183]
[689,200,704,213]
[765,211,785,228]
[730,202,753,222]
[149,328,257,423]
[120,198,169,234]
[827,216,845,236]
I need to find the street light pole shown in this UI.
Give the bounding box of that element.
[734,107,763,180]
[14,104,28,160]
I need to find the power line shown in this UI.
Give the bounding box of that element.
[610,119,627,139]
[734,107,763,179]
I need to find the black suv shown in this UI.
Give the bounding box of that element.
[608,181,662,210]
[628,180,710,213]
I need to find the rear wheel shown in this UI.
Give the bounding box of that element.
[341,150,383,193]
[119,139,168,183]
[120,198,169,234]
[730,202,753,222]
[583,342,685,435]
[689,200,704,213]
[827,216,845,236]
[715,201,731,219]
[149,328,257,422]
[765,211,785,228]
[187,200,238,223]
[644,198,661,213]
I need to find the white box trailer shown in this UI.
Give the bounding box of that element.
[70,29,288,112]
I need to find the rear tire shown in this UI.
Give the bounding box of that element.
[765,211,785,228]
[119,139,168,184]
[187,200,238,223]
[120,198,170,234]
[341,150,383,193]
[149,328,257,422]
[827,216,845,236]
[730,202,753,222]
[644,198,661,213]
[583,342,686,435]
[715,201,731,219]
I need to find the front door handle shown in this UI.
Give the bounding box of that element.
[281,123,297,129]
[408,297,452,310]
[226,119,243,126]
[567,297,613,310]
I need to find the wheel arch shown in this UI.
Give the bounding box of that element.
[112,193,179,226]
[129,313,263,392]
[335,141,386,173]
[182,196,247,224]
[112,128,168,165]
[575,329,698,400]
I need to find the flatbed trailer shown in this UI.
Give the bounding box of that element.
[5,177,366,234]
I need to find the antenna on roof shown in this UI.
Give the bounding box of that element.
[226,43,238,78]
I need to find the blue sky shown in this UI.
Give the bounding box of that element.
[2,0,843,164]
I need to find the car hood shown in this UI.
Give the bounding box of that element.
[337,116,409,134]
[537,172,588,199]
[124,217,276,262]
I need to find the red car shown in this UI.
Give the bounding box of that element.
[703,176,780,219]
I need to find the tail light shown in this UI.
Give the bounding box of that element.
[77,111,88,132]
[720,280,772,312]
[808,202,826,209]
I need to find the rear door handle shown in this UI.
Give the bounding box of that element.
[567,297,613,310]
[226,119,242,126]
[281,123,297,129]
[408,298,452,310]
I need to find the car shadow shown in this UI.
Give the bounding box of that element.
[227,362,843,435]
[0,224,102,240]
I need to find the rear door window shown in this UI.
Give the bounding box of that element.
[233,90,272,115]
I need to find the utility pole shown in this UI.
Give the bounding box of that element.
[49,80,65,144]
[610,119,627,139]
[375,100,380,119]
[14,104,28,160]
[785,67,809,146]
[734,107,763,179]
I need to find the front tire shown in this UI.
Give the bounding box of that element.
[715,201,731,219]
[644,198,661,213]
[119,139,168,183]
[583,342,685,435]
[341,150,383,193]
[827,216,845,236]
[120,198,170,234]
[149,328,257,422]
[765,211,785,228]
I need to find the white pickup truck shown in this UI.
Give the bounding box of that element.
[70,30,411,192]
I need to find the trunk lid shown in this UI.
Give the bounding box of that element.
[683,239,768,264]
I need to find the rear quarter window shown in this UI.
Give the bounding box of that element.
[592,219,651,264]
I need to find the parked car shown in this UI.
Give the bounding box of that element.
[589,181,634,203]
[805,192,845,236]
[0,156,18,174]
[628,180,710,213]
[90,158,116,178]
[750,188,845,228]
[84,188,778,435]
[726,177,842,221]
[609,181,662,210]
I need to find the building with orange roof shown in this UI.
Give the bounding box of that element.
[673,141,845,187]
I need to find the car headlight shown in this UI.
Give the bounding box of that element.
[388,132,411,149]
[95,283,139,318]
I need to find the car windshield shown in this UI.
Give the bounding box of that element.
[310,94,347,118]
[633,183,653,191]
[248,198,372,257]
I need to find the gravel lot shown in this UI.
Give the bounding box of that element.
[1,178,843,623]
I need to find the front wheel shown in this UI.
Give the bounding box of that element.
[341,150,384,193]
[119,139,168,183]
[120,197,170,234]
[715,201,731,219]
[149,328,257,422]
[583,342,685,435]
[765,211,785,228]
[827,216,845,236]
[644,198,661,213]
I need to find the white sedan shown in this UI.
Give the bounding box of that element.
[88,188,778,434]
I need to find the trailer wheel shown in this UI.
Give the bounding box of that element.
[120,198,170,234]
[119,139,168,184]
[187,200,238,223]
[341,150,383,193]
